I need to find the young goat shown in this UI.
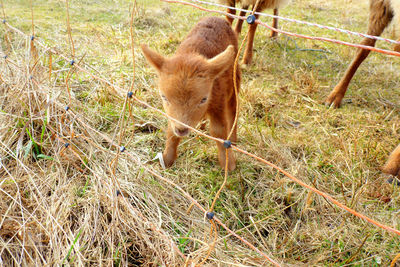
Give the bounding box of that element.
[141,17,240,171]
[326,0,400,108]
[220,0,291,64]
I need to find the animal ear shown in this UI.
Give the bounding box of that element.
[206,45,236,77]
[141,44,166,73]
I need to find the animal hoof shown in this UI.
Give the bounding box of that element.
[228,162,236,171]
[325,93,343,108]
[241,56,252,66]
[270,31,278,38]
[219,155,236,172]
[222,161,236,172]
[240,61,250,69]
[162,152,176,168]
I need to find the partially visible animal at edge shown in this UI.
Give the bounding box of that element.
[383,144,400,178]
[218,0,291,65]
[324,0,400,178]
[326,0,400,108]
[141,17,241,171]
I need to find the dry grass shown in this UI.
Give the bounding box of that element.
[1,0,400,266]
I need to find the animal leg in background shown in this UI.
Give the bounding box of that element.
[383,144,400,177]
[270,8,279,38]
[242,6,261,65]
[234,5,249,35]
[236,7,278,37]
[226,0,236,25]
[325,0,393,108]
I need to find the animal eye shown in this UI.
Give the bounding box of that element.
[200,97,207,104]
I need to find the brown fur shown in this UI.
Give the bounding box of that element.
[222,0,290,64]
[326,0,400,108]
[383,144,400,176]
[141,17,241,171]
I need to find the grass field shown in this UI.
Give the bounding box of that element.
[1,0,400,266]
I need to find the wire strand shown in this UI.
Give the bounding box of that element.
[161,0,400,57]
[184,0,400,46]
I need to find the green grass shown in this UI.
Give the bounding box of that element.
[1,0,400,265]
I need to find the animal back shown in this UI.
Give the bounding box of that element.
[176,17,238,59]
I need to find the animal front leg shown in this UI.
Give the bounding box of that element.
[163,123,181,168]
[226,2,236,25]
[242,7,260,65]
[325,38,376,108]
[209,114,236,171]
[235,5,249,35]
[270,9,279,38]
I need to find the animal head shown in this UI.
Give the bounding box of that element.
[141,44,235,137]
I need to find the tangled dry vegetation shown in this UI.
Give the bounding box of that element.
[0,27,183,267]
[1,0,400,266]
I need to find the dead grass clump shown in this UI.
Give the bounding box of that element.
[0,35,183,266]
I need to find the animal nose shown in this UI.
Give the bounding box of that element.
[175,127,189,137]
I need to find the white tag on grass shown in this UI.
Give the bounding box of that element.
[153,152,166,169]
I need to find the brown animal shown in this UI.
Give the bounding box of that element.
[324,0,400,177]
[383,144,400,177]
[326,0,400,108]
[220,0,290,64]
[141,17,241,171]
